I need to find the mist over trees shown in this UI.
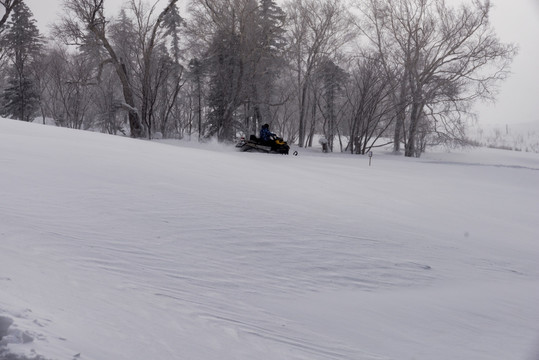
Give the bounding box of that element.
[0,0,516,157]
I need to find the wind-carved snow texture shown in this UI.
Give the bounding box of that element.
[1,118,539,360]
[0,311,51,360]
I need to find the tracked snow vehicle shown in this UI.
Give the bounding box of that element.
[235,135,290,155]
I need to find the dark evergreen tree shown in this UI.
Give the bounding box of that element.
[248,0,287,130]
[2,73,39,121]
[317,58,347,151]
[1,0,42,121]
[188,58,205,139]
[162,2,184,64]
[206,30,242,141]
[258,0,286,53]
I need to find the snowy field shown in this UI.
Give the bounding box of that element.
[1,117,539,360]
[470,121,539,153]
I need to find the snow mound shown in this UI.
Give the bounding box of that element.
[1,118,539,360]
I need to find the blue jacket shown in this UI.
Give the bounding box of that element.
[260,127,275,141]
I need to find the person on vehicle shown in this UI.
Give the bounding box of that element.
[259,123,275,144]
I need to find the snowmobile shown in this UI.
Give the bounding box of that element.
[235,135,290,155]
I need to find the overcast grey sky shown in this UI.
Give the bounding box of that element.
[23,0,539,126]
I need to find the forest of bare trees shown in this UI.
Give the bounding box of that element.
[0,0,517,156]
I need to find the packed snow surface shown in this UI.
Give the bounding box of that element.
[1,118,539,360]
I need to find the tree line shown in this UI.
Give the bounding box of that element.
[0,0,516,157]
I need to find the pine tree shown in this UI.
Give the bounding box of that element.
[2,74,39,121]
[258,0,286,55]
[249,0,287,128]
[1,0,43,121]
[206,30,241,141]
[317,59,347,151]
[188,57,205,139]
[162,2,184,64]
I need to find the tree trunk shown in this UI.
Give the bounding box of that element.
[120,63,144,138]
[393,79,408,153]
[93,27,143,137]
[298,79,309,147]
[404,98,423,157]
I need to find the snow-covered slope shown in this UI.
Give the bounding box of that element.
[1,118,539,360]
[469,121,539,153]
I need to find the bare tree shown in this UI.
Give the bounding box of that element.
[284,0,354,148]
[0,0,19,73]
[0,0,19,65]
[124,0,183,139]
[41,46,96,129]
[0,0,20,29]
[55,0,141,136]
[55,0,179,138]
[354,0,411,153]
[93,64,125,135]
[343,55,395,154]
[356,0,517,157]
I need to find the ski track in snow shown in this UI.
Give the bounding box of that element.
[1,119,539,360]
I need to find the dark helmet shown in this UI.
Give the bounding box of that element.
[262,123,269,129]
